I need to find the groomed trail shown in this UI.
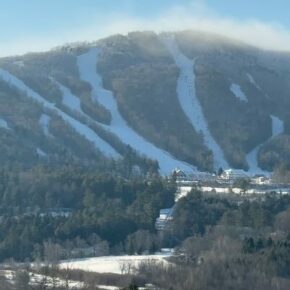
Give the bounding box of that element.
[77,48,195,175]
[162,36,229,170]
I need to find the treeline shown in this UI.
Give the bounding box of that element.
[259,135,290,171]
[3,175,290,288]
[134,188,290,289]
[0,166,175,262]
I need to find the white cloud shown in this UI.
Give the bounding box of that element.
[1,1,290,57]
[97,5,290,52]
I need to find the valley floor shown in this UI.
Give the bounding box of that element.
[59,253,171,274]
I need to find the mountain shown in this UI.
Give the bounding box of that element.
[1,30,290,175]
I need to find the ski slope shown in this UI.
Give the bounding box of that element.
[246,146,266,175]
[0,118,9,130]
[246,115,284,175]
[230,83,248,102]
[77,48,195,175]
[57,82,83,114]
[162,36,229,170]
[0,68,120,158]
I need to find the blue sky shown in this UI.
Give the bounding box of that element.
[1,0,290,56]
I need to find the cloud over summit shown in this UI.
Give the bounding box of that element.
[1,0,290,57]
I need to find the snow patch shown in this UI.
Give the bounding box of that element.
[230,83,248,102]
[0,118,9,130]
[0,68,120,158]
[77,48,195,175]
[162,36,229,170]
[36,148,47,157]
[271,115,284,136]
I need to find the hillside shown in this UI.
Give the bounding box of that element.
[1,30,290,174]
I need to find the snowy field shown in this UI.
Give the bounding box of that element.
[1,269,122,289]
[77,48,195,175]
[39,114,51,137]
[162,36,229,170]
[59,254,170,274]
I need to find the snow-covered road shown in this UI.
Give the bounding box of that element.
[162,36,229,170]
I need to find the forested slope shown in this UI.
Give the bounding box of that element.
[1,30,290,173]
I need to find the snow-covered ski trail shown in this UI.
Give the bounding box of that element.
[57,82,83,114]
[0,68,120,158]
[162,36,229,170]
[77,48,195,175]
[246,115,284,175]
